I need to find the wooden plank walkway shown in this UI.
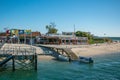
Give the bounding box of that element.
[63,48,78,60]
[0,44,37,71]
[37,45,78,61]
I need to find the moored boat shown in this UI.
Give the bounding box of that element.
[79,56,94,63]
[58,55,70,61]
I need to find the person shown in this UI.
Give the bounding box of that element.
[68,57,71,62]
[89,57,93,63]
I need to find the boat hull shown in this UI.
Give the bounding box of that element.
[79,56,94,63]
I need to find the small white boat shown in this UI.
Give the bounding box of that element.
[58,55,70,61]
[79,56,94,63]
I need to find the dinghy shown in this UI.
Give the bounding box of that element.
[79,56,94,63]
[58,55,70,61]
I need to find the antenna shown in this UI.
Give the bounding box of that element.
[74,24,75,37]
[74,24,77,44]
[74,24,75,33]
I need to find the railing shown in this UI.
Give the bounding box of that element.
[0,42,5,49]
[0,46,36,55]
[0,46,37,71]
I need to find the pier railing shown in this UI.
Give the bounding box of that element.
[1,46,36,54]
[0,46,37,71]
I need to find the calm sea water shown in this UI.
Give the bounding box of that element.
[0,52,120,80]
[108,37,120,41]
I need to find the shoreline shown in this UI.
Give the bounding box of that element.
[71,43,120,57]
[1,43,120,60]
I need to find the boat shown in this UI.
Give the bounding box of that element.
[58,55,70,61]
[79,56,94,63]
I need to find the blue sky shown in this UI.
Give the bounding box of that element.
[0,0,120,37]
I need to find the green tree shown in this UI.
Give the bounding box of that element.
[75,31,94,44]
[76,31,83,37]
[46,22,58,34]
[76,31,91,37]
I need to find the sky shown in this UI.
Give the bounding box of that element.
[0,0,120,37]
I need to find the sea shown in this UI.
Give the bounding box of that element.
[108,37,120,41]
[0,52,120,80]
[0,37,120,80]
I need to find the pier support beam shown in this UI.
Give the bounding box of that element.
[62,49,63,54]
[34,53,37,71]
[12,56,15,71]
[57,49,58,53]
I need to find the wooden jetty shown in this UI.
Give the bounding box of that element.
[62,48,78,60]
[36,45,78,61]
[0,54,13,66]
[0,46,37,71]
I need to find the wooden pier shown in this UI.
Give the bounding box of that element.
[0,46,37,71]
[37,45,78,61]
[51,47,78,60]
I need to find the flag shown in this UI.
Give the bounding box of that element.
[19,30,24,34]
[11,29,18,35]
[6,30,11,34]
[25,29,31,34]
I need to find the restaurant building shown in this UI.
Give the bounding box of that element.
[0,32,6,43]
[37,32,88,45]
[0,30,88,45]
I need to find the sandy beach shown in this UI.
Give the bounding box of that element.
[71,43,120,57]
[39,43,120,57]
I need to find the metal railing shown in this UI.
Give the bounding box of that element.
[0,46,36,56]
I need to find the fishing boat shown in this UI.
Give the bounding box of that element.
[79,56,94,63]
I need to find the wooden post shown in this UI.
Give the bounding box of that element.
[80,40,82,45]
[62,49,63,54]
[34,53,37,71]
[68,56,71,62]
[57,49,58,53]
[12,56,15,71]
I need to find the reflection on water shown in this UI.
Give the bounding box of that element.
[0,70,37,80]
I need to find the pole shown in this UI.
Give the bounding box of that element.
[24,33,26,44]
[31,32,32,46]
[74,24,76,44]
[74,24,75,37]
[18,32,19,44]
[104,33,106,43]
[12,56,15,71]
[34,53,37,71]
